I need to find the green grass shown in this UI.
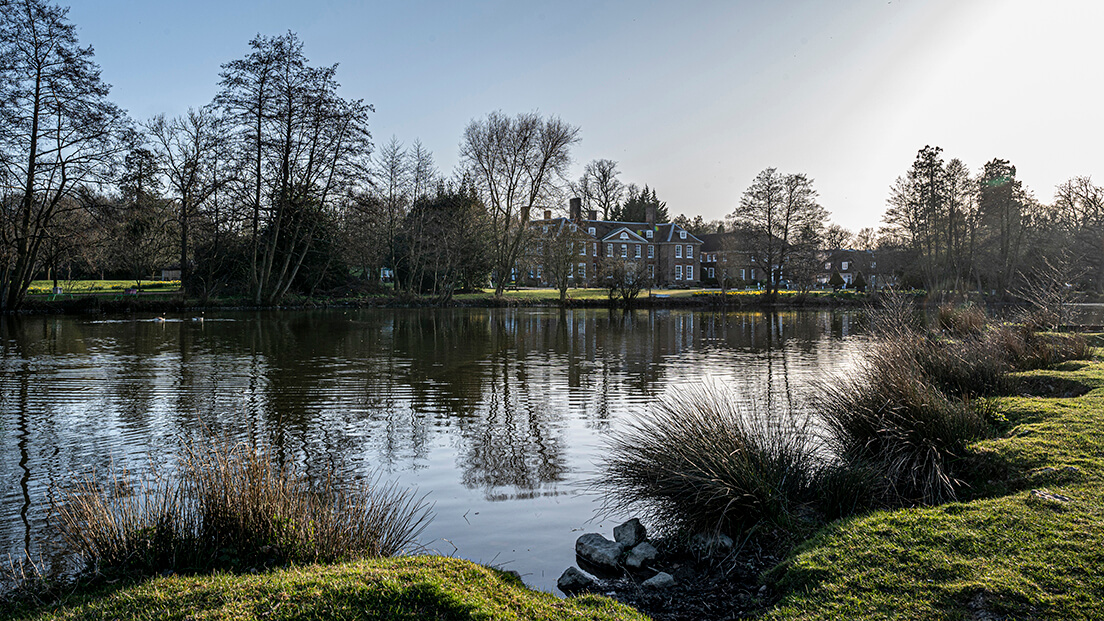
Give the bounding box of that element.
[9,556,647,621]
[26,280,181,295]
[451,287,714,302]
[766,350,1104,620]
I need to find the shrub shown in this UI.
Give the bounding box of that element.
[54,441,432,576]
[599,383,818,535]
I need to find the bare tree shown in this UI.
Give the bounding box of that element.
[534,221,590,304]
[572,159,623,220]
[0,0,130,309]
[217,32,373,303]
[732,168,826,298]
[600,258,649,309]
[145,107,227,295]
[460,111,579,297]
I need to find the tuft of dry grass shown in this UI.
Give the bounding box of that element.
[599,382,818,535]
[53,441,431,576]
[817,345,992,505]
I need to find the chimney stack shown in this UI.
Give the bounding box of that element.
[544,209,551,220]
[588,209,597,221]
[646,205,656,226]
[569,197,582,220]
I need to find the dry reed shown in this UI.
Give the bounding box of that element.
[54,441,431,576]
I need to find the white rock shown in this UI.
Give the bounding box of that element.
[614,518,647,548]
[642,572,675,589]
[624,542,658,570]
[575,533,625,572]
[557,567,594,593]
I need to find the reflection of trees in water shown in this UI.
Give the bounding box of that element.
[454,349,568,499]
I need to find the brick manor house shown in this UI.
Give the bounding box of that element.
[523,198,703,288]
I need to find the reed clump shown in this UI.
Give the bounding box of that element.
[54,441,431,577]
[600,383,818,534]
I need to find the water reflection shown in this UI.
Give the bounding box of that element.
[0,308,866,592]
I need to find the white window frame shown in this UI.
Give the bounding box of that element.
[675,265,683,280]
[621,243,627,258]
[687,265,694,280]
[606,243,613,256]
[842,261,849,271]
[579,242,586,256]
[680,230,687,239]
[687,245,693,259]
[592,242,598,257]
[578,262,586,279]
[648,244,654,258]
[635,244,641,258]
[645,229,653,239]
[675,245,683,258]
[648,264,655,278]
[588,227,596,236]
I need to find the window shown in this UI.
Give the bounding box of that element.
[645,229,653,239]
[687,265,694,280]
[648,244,654,258]
[569,263,573,277]
[578,263,586,279]
[588,227,596,236]
[621,244,627,258]
[579,242,586,256]
[675,245,683,258]
[686,245,693,258]
[675,265,683,280]
[871,261,877,269]
[740,269,746,280]
[708,267,715,278]
[842,261,849,271]
[620,231,629,240]
[606,243,613,256]
[648,264,655,278]
[635,244,641,258]
[592,242,598,257]
[680,230,687,239]
[536,266,542,279]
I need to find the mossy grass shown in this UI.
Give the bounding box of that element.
[767,351,1104,620]
[6,556,647,621]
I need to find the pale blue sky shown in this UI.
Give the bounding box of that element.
[68,0,1104,231]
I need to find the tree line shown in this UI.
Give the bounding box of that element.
[0,1,684,309]
[1,1,1100,311]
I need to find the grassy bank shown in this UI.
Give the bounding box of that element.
[13,279,875,313]
[768,356,1104,619]
[8,556,647,621]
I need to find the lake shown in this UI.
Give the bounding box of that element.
[0,308,867,593]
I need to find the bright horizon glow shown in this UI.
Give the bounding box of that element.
[66,0,1104,233]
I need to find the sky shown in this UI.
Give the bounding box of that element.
[66,0,1104,232]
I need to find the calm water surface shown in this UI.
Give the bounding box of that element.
[0,308,867,592]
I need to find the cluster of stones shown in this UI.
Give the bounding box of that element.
[558,518,673,594]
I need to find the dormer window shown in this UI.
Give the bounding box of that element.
[645,230,653,239]
[842,261,849,271]
[588,227,596,236]
[620,232,629,240]
[680,230,687,240]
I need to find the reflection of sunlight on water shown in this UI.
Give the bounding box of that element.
[0,308,866,593]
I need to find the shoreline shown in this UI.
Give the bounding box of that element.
[5,290,877,315]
